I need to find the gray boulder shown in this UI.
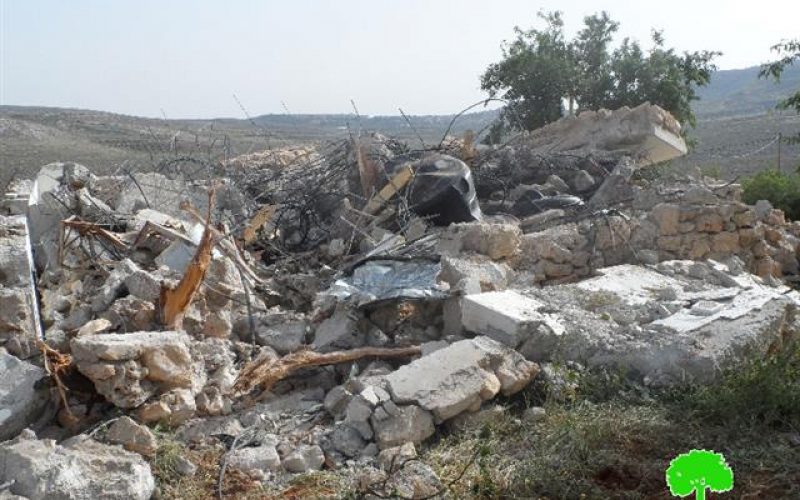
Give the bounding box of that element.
[0,431,155,500]
[0,350,50,441]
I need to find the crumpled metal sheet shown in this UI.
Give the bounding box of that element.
[323,259,449,306]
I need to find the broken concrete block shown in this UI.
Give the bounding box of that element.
[91,259,140,313]
[312,305,364,352]
[195,386,231,416]
[125,269,162,302]
[572,170,595,191]
[344,394,376,440]
[227,444,282,475]
[0,216,35,287]
[438,222,521,260]
[0,350,50,441]
[253,319,307,355]
[461,290,565,348]
[328,423,368,458]
[281,444,325,473]
[378,442,417,472]
[139,388,198,426]
[383,336,539,423]
[439,256,513,292]
[71,331,204,408]
[106,416,158,457]
[76,318,113,337]
[0,289,38,354]
[651,203,681,236]
[546,174,569,192]
[202,310,233,339]
[371,405,435,449]
[0,431,155,500]
[324,385,353,420]
[154,240,195,274]
[101,297,157,332]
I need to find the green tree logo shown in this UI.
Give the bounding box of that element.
[666,450,733,500]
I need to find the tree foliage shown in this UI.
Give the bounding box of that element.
[481,11,720,140]
[760,39,800,142]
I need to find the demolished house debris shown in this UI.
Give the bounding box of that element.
[2,102,800,496]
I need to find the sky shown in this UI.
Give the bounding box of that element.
[1,0,798,119]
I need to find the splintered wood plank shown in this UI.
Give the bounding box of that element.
[233,345,421,395]
[362,164,414,215]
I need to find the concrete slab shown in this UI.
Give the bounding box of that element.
[461,290,565,348]
[512,261,800,385]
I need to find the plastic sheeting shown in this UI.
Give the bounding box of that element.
[402,154,483,225]
[322,259,449,306]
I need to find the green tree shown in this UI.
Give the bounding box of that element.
[760,39,800,142]
[666,449,734,500]
[481,11,720,140]
[481,11,577,134]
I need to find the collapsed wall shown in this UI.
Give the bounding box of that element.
[493,184,798,285]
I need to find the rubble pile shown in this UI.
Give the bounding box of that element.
[1,102,799,497]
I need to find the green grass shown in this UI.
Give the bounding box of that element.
[418,340,800,499]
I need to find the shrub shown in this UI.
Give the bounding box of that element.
[741,169,800,220]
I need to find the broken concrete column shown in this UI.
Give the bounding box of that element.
[27,163,79,271]
[0,215,42,356]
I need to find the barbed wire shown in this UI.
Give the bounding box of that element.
[727,134,781,159]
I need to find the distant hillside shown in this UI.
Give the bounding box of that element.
[0,105,499,178]
[246,109,500,142]
[695,64,800,118]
